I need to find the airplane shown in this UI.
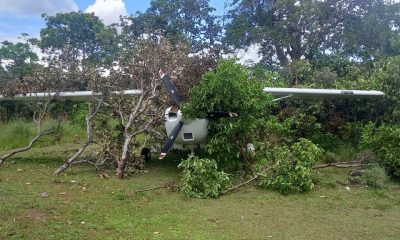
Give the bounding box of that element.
[0,70,385,161]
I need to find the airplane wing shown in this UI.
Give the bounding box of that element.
[0,88,384,102]
[0,90,142,101]
[264,88,384,101]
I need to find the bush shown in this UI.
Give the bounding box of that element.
[361,166,389,188]
[311,133,343,152]
[259,138,323,194]
[178,156,230,198]
[70,103,88,127]
[181,60,275,164]
[361,123,400,176]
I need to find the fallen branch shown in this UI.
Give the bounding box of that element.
[221,164,272,195]
[313,161,375,169]
[0,98,58,165]
[54,99,103,175]
[221,174,260,195]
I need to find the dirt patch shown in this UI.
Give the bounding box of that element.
[27,209,47,222]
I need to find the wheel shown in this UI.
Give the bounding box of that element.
[141,147,151,162]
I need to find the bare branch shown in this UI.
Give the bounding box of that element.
[54,98,103,175]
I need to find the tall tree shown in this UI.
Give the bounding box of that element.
[40,12,112,89]
[124,0,221,52]
[224,0,400,67]
[0,37,39,82]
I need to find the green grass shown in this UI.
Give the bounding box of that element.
[1,145,400,240]
[0,120,86,151]
[323,144,358,163]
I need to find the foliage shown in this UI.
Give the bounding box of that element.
[178,156,230,198]
[280,60,313,87]
[311,133,343,153]
[259,138,323,194]
[361,123,400,176]
[369,56,400,123]
[40,12,109,89]
[182,60,275,164]
[224,0,400,67]
[126,0,221,52]
[361,166,389,188]
[0,39,39,81]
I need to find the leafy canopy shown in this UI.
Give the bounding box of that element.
[224,0,400,67]
[126,0,221,52]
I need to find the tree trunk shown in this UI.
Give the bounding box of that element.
[117,133,133,179]
[116,161,126,179]
[275,44,289,67]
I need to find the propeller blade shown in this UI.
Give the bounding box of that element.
[159,121,184,159]
[159,70,182,106]
[206,111,238,119]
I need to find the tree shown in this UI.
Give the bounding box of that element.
[124,0,221,52]
[99,34,191,179]
[0,37,39,82]
[40,12,111,89]
[224,0,400,67]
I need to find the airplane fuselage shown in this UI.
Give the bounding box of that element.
[164,107,208,150]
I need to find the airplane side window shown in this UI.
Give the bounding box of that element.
[183,132,194,141]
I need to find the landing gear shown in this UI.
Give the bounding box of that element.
[141,148,151,162]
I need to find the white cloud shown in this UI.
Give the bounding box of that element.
[85,0,127,25]
[222,44,262,66]
[0,0,78,17]
[236,44,262,65]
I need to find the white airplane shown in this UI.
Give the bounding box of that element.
[0,72,385,160]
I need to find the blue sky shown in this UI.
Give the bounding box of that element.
[0,0,226,43]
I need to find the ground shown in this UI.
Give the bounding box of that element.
[1,145,400,240]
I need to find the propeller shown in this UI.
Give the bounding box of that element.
[158,70,238,159]
[159,69,182,106]
[159,121,184,159]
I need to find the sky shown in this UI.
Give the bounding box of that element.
[0,0,226,42]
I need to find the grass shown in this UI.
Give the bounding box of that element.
[1,145,400,240]
[1,121,400,239]
[0,120,86,151]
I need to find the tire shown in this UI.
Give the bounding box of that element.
[141,147,151,162]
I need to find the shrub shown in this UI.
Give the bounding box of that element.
[70,103,88,127]
[259,138,323,194]
[178,156,230,198]
[361,123,400,176]
[181,60,275,164]
[311,133,343,152]
[361,166,389,188]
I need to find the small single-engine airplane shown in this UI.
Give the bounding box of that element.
[0,70,385,160]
